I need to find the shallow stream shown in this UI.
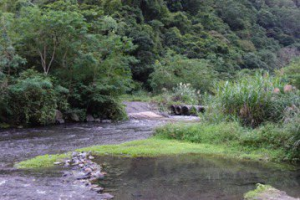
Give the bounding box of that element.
[0,119,299,200]
[96,155,300,200]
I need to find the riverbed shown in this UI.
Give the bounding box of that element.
[0,119,299,200]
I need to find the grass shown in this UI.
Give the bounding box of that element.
[16,137,286,169]
[15,153,70,169]
[155,122,299,161]
[120,92,152,102]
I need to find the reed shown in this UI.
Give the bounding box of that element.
[216,72,293,127]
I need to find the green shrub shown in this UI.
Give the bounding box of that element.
[155,120,300,161]
[171,83,200,105]
[150,51,217,93]
[155,122,243,145]
[283,58,300,89]
[216,72,299,127]
[1,70,68,125]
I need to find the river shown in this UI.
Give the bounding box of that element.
[0,119,299,200]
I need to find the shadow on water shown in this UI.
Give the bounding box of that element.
[95,155,300,200]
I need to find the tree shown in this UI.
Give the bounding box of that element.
[16,6,88,75]
[150,51,217,93]
[0,12,26,77]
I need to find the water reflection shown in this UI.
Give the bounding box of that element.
[96,155,300,200]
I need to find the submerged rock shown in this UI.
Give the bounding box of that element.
[244,184,299,200]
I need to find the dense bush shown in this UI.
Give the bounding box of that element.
[283,58,300,89]
[0,70,68,125]
[155,122,243,144]
[155,120,300,161]
[171,83,201,105]
[150,52,217,93]
[216,72,299,127]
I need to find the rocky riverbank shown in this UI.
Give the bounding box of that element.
[244,184,300,200]
[58,152,114,200]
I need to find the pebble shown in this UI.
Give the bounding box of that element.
[84,168,93,174]
[88,156,95,160]
[79,164,84,168]
[54,162,62,165]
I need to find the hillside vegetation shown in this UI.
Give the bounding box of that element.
[0,0,299,126]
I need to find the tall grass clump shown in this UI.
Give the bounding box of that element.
[171,83,201,105]
[217,72,298,127]
[184,72,300,161]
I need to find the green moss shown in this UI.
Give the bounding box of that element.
[244,184,273,200]
[16,138,285,169]
[16,153,70,169]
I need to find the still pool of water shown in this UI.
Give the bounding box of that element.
[96,155,300,200]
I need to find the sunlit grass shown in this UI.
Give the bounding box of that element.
[16,153,70,169]
[16,138,285,169]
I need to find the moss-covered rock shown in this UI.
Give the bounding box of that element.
[244,184,299,200]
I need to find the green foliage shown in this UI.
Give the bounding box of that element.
[0,12,26,74]
[15,6,89,75]
[283,58,300,89]
[244,184,273,200]
[0,70,68,125]
[0,2,138,124]
[216,72,299,127]
[171,83,201,105]
[150,51,217,93]
[155,120,300,161]
[156,122,243,144]
[1,0,300,125]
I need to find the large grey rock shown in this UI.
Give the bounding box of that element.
[71,113,80,122]
[55,110,65,124]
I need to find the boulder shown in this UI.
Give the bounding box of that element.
[55,110,65,124]
[71,113,80,122]
[244,184,299,200]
